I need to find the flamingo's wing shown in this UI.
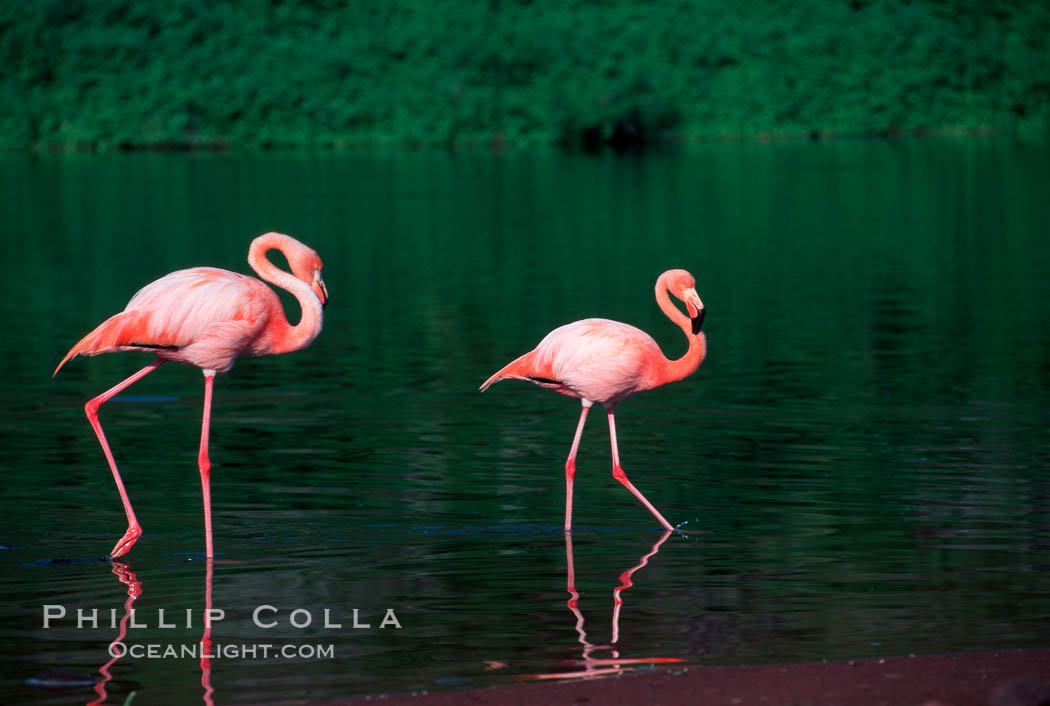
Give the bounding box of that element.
[536,319,656,387]
[123,268,270,347]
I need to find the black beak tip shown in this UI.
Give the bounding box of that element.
[692,307,705,334]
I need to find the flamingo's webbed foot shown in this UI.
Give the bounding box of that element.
[109,525,142,559]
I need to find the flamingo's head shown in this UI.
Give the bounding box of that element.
[251,232,329,309]
[290,247,328,309]
[665,269,705,334]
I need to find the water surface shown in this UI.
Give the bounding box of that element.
[1,140,1048,704]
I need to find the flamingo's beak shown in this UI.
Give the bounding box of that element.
[684,288,705,334]
[314,277,329,309]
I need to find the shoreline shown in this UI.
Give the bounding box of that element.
[6,123,1037,155]
[340,649,1050,706]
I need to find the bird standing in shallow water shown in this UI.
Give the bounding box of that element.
[55,232,328,558]
[480,269,706,531]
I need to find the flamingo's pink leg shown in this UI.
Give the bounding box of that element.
[564,401,592,531]
[605,407,674,531]
[198,371,216,558]
[84,359,166,558]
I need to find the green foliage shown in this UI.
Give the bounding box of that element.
[1,0,1047,149]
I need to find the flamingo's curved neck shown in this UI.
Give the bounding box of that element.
[651,274,706,387]
[247,233,323,355]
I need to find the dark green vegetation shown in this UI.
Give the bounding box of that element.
[2,0,1048,149]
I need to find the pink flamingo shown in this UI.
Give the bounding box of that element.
[480,269,706,531]
[54,232,328,559]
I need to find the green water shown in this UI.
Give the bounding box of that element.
[1,140,1048,705]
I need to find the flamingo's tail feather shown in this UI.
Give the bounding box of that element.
[54,311,159,376]
[480,351,551,392]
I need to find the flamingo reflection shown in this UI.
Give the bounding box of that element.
[200,558,215,705]
[90,560,215,706]
[89,562,141,706]
[524,530,684,680]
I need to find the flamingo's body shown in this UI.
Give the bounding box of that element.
[481,269,706,531]
[55,232,328,558]
[482,318,676,405]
